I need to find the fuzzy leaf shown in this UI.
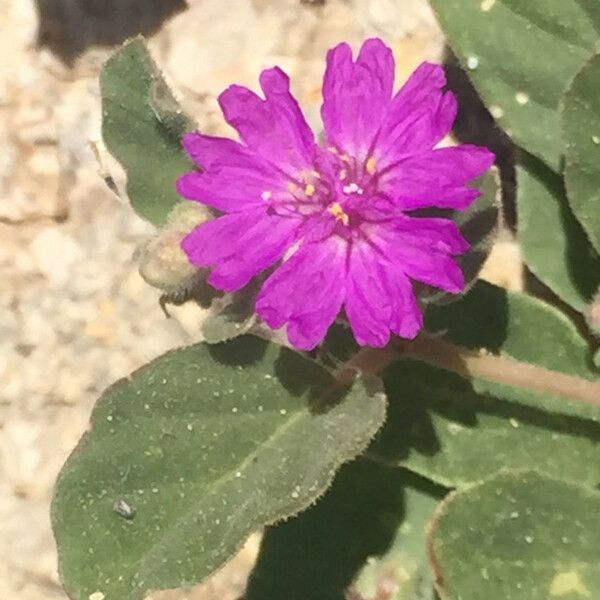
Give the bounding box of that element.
[562,50,600,254]
[101,37,193,226]
[246,460,444,600]
[518,155,600,312]
[430,0,599,169]
[52,336,386,600]
[369,282,600,487]
[428,471,600,600]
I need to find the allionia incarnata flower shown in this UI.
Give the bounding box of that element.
[177,38,495,350]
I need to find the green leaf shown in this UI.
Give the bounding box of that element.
[369,282,600,487]
[428,471,600,600]
[518,154,600,311]
[430,0,599,169]
[350,470,444,600]
[372,360,600,488]
[562,50,600,254]
[246,460,445,600]
[52,336,387,600]
[101,37,194,226]
[426,281,598,389]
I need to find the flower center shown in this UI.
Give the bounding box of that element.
[328,201,350,225]
[264,149,379,228]
[342,182,364,195]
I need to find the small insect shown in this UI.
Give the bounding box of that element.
[113,497,136,520]
[137,202,221,316]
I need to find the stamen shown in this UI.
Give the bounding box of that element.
[327,146,338,154]
[288,182,298,193]
[261,191,272,201]
[343,182,363,195]
[339,169,347,180]
[366,156,377,175]
[304,183,316,197]
[328,202,349,226]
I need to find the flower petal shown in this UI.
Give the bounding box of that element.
[389,215,470,255]
[219,67,315,174]
[368,220,466,293]
[182,209,300,292]
[321,38,394,159]
[379,144,495,210]
[178,133,286,212]
[375,62,457,165]
[345,241,423,346]
[256,237,347,350]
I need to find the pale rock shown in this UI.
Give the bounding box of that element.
[168,301,209,340]
[480,236,524,292]
[29,227,84,286]
[355,0,437,38]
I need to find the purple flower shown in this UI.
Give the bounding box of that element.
[177,39,494,350]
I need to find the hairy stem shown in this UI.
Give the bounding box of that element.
[336,336,600,408]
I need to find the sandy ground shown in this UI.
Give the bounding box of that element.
[0,1,521,598]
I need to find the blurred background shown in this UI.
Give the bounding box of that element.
[0,1,521,598]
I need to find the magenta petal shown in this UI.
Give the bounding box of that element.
[218,67,315,174]
[390,215,470,255]
[321,38,394,159]
[375,62,457,164]
[379,144,495,210]
[368,221,466,294]
[394,247,465,293]
[178,133,286,212]
[345,242,422,346]
[182,209,300,292]
[256,237,347,350]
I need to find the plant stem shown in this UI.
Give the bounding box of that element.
[336,336,600,408]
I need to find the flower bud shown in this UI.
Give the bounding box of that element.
[138,202,215,313]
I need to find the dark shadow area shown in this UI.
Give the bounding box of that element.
[274,346,330,398]
[443,51,517,229]
[425,281,510,353]
[207,335,269,367]
[207,333,355,411]
[519,151,600,306]
[374,282,600,473]
[274,346,358,413]
[317,322,360,368]
[35,0,188,64]
[244,459,445,600]
[371,359,600,467]
[159,271,224,318]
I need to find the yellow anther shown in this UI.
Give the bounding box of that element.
[366,156,377,175]
[304,183,316,197]
[339,169,347,180]
[261,190,272,201]
[328,202,349,226]
[301,169,321,182]
[327,146,338,154]
[288,182,298,193]
[340,153,351,163]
